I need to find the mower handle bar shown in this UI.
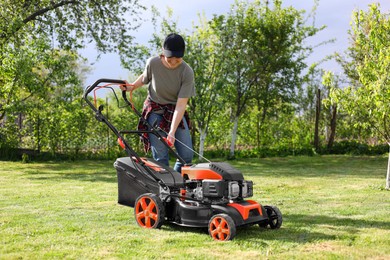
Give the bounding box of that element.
[84,78,126,97]
[83,78,126,112]
[83,78,186,165]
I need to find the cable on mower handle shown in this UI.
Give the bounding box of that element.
[83,78,127,112]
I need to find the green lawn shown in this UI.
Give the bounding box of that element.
[1,156,389,259]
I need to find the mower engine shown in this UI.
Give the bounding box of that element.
[182,162,253,204]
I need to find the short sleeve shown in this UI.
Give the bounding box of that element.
[178,66,196,98]
[142,57,152,85]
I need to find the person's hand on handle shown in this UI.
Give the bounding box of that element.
[167,98,188,148]
[120,80,134,92]
[163,136,174,147]
[167,132,176,147]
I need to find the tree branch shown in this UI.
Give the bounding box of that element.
[22,0,77,25]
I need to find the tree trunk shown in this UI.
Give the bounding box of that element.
[18,112,23,144]
[314,88,321,151]
[106,97,110,155]
[229,116,239,159]
[37,114,41,153]
[256,106,260,150]
[198,128,207,161]
[327,104,337,149]
[191,123,197,150]
[386,143,390,190]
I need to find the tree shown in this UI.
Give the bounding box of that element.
[314,87,321,151]
[333,3,390,189]
[208,4,259,158]
[0,0,144,126]
[210,0,323,158]
[322,71,343,150]
[0,0,144,54]
[16,48,89,154]
[249,0,321,150]
[185,16,226,159]
[0,0,146,154]
[295,64,323,152]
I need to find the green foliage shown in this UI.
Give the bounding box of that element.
[0,0,146,157]
[186,15,227,157]
[321,140,388,156]
[0,0,145,125]
[334,3,390,143]
[0,0,145,58]
[21,153,30,163]
[205,0,324,157]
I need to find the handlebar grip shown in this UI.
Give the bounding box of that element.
[163,137,174,147]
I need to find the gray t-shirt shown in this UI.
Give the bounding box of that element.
[142,56,195,105]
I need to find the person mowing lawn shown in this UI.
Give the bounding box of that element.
[121,33,195,173]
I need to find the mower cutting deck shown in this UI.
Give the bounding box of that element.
[84,78,282,241]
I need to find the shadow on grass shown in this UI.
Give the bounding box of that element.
[236,213,390,243]
[286,213,390,230]
[24,160,117,183]
[155,221,336,244]
[232,155,388,179]
[152,212,390,244]
[22,156,388,184]
[28,172,117,183]
[161,223,208,236]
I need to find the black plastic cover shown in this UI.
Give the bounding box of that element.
[209,162,244,181]
[202,180,228,198]
[114,157,184,207]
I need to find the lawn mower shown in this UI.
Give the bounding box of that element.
[83,78,282,241]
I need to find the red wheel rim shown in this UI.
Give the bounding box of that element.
[135,197,158,228]
[209,217,231,241]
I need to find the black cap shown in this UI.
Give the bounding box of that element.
[163,33,185,58]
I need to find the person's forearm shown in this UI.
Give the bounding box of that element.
[168,98,188,137]
[130,74,144,90]
[170,109,185,134]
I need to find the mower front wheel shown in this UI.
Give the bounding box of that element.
[260,205,282,229]
[208,214,236,241]
[134,193,165,229]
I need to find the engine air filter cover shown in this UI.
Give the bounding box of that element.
[202,180,227,198]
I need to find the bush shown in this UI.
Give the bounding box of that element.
[1,140,387,162]
[21,153,30,163]
[320,141,388,156]
[201,141,386,161]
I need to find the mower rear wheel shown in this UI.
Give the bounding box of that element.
[208,214,236,241]
[261,205,282,229]
[134,193,165,229]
